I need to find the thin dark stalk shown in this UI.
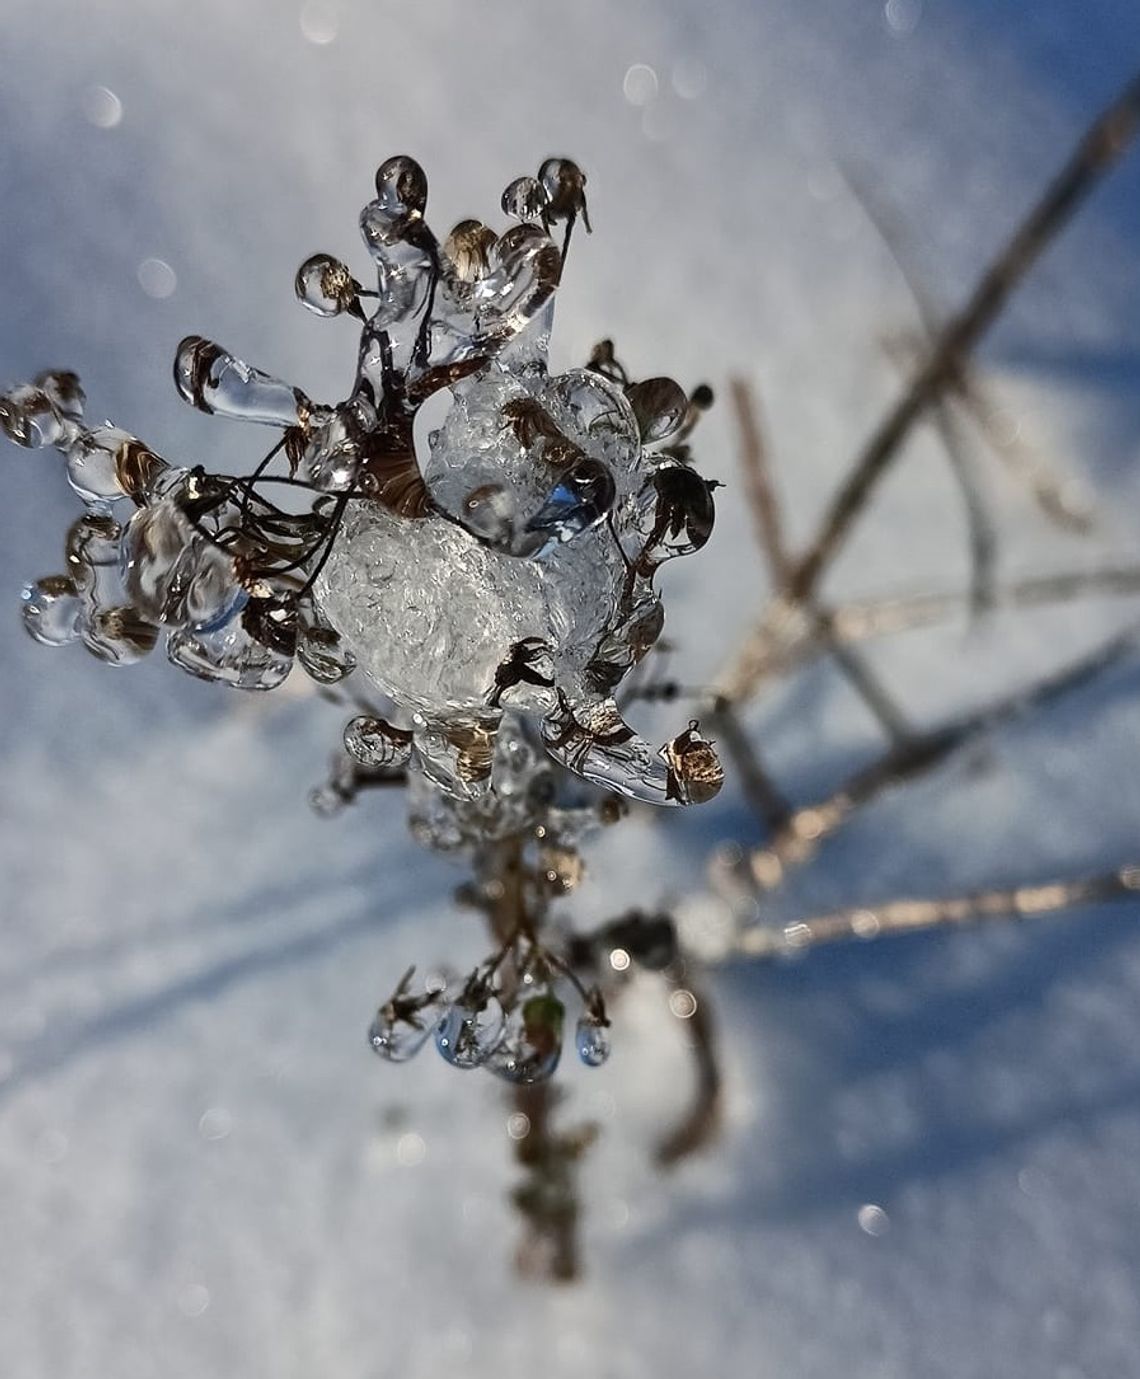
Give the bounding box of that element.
[729,377,789,589]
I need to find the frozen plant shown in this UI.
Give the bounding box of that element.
[0,154,723,1111]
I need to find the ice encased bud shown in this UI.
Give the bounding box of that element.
[486,991,565,1084]
[295,252,362,318]
[435,985,506,1069]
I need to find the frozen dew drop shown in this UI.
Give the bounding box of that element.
[296,596,356,683]
[501,176,547,224]
[121,498,244,630]
[633,462,717,567]
[21,576,81,647]
[173,336,311,428]
[83,606,159,665]
[167,616,293,691]
[523,458,616,550]
[575,1013,611,1068]
[486,991,565,1084]
[541,697,681,807]
[65,425,142,507]
[537,157,589,227]
[374,154,428,218]
[661,721,724,805]
[368,973,446,1062]
[295,399,372,492]
[625,376,689,443]
[368,1008,434,1062]
[36,370,85,425]
[295,252,359,318]
[0,383,73,449]
[343,715,413,769]
[435,986,506,1069]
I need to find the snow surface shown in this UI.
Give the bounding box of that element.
[2,2,1140,1376]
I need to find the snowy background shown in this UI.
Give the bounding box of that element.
[2,1,1140,1376]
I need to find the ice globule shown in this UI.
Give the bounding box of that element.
[485,988,565,1085]
[435,976,507,1069]
[575,1011,612,1068]
[368,968,448,1063]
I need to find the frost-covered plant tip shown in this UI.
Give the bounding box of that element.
[1,155,723,1088]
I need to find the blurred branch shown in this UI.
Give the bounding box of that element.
[717,563,1140,705]
[733,865,1140,961]
[707,699,791,831]
[729,377,790,588]
[654,972,722,1167]
[749,625,1138,889]
[787,71,1140,604]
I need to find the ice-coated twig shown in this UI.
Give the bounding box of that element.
[787,71,1140,604]
[732,865,1140,961]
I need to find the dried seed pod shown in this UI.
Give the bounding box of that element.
[374,154,428,217]
[501,175,547,223]
[295,253,362,318]
[443,220,498,284]
[661,720,724,804]
[538,157,590,230]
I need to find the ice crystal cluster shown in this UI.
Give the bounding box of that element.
[2,155,722,1083]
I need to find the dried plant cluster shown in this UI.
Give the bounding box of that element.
[3,74,1139,1281]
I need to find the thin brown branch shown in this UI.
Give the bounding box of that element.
[959,373,1096,532]
[787,72,1140,604]
[730,376,790,588]
[929,394,999,616]
[750,625,1137,889]
[734,865,1140,960]
[820,627,914,744]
